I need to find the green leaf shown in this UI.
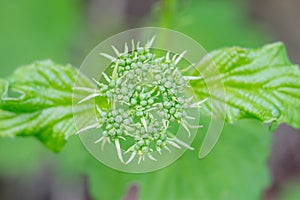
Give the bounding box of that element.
[191,42,300,129]
[0,60,93,152]
[87,119,271,200]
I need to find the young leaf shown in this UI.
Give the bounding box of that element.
[1,42,299,153]
[191,42,300,129]
[0,60,93,152]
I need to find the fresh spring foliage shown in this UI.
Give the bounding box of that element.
[0,42,299,154]
[0,60,94,152]
[191,42,300,129]
[1,1,295,200]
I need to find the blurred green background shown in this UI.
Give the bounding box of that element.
[1,0,300,200]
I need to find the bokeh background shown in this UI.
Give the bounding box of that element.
[0,0,300,199]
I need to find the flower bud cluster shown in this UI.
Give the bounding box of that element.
[79,38,205,164]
